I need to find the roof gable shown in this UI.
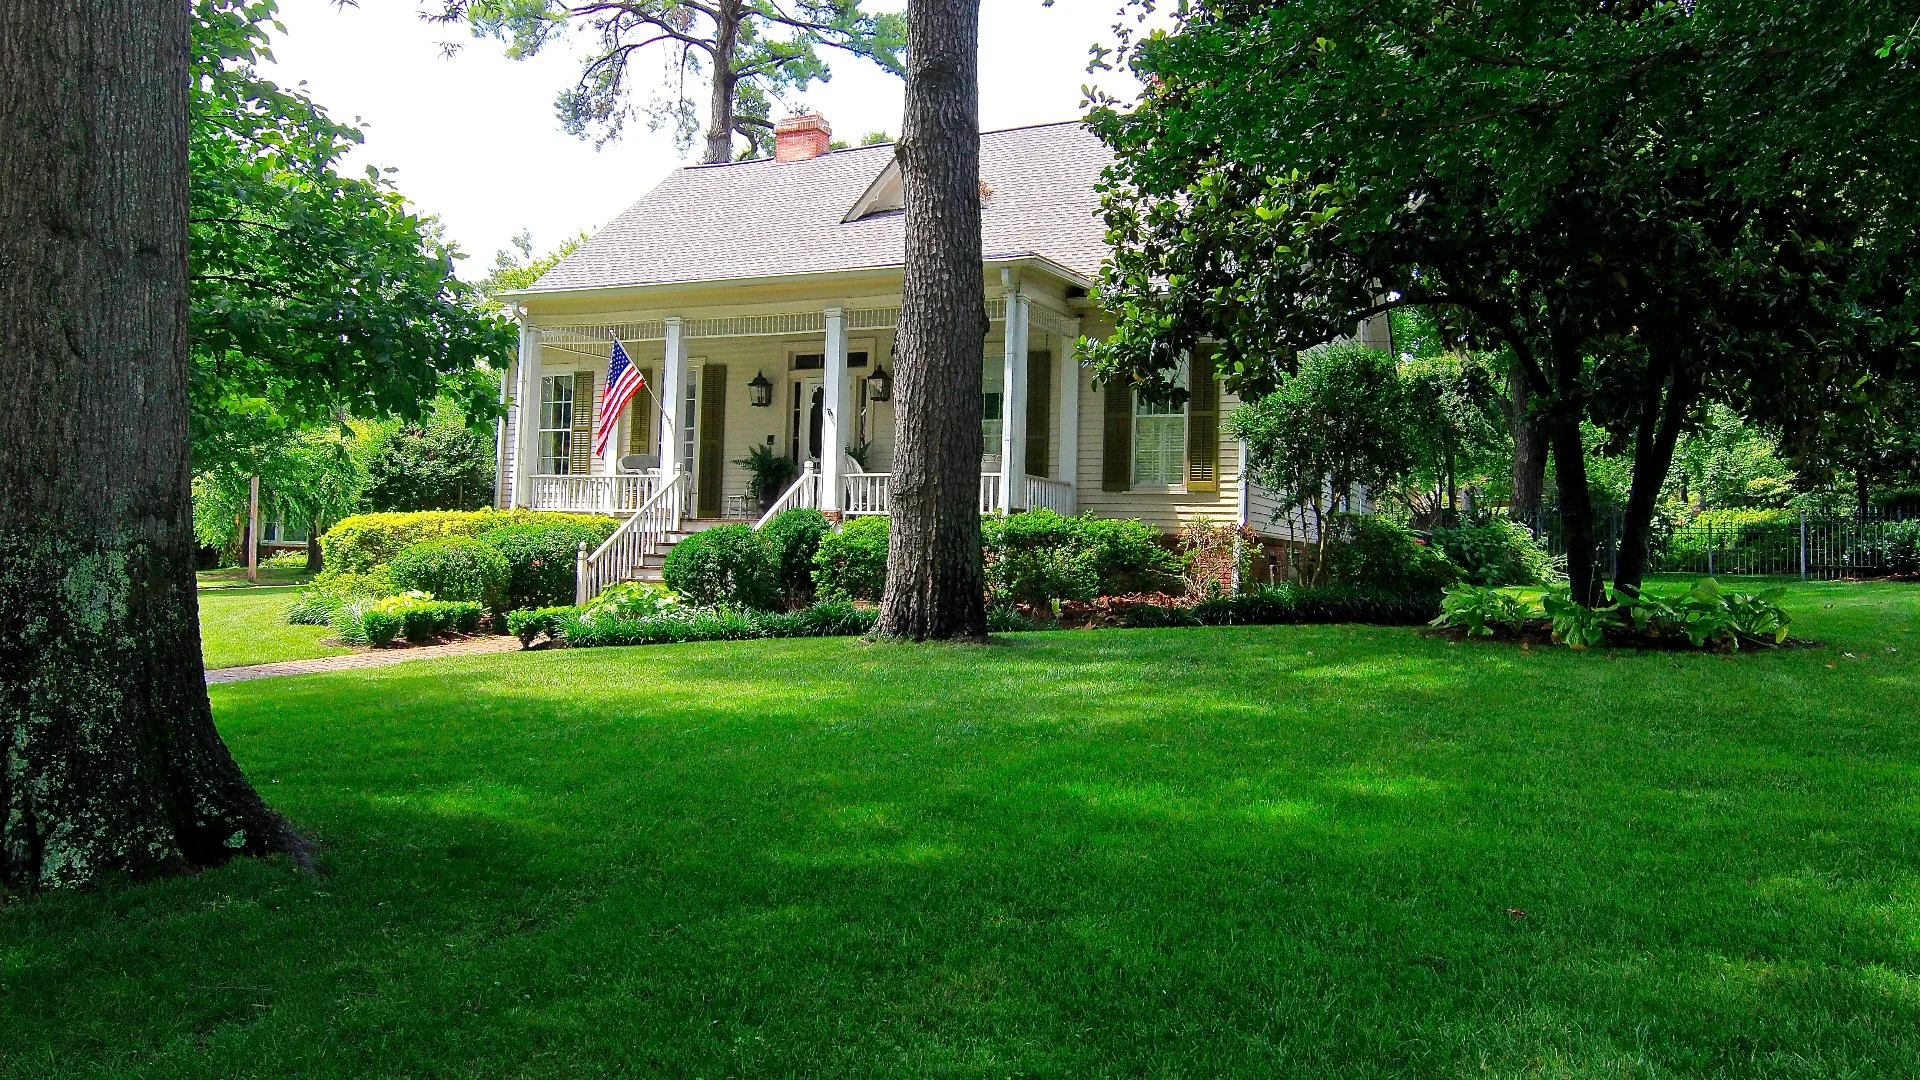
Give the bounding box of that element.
[531,121,1112,293]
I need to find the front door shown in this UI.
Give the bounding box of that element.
[791,377,823,464]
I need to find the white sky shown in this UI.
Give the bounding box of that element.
[261,0,1145,278]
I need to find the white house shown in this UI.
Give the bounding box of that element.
[496,115,1382,598]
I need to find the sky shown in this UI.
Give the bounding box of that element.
[260,0,1147,279]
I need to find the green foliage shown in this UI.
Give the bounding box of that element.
[1078,516,1184,595]
[332,591,482,646]
[359,410,496,512]
[557,600,877,648]
[1526,579,1793,650]
[577,581,681,624]
[1432,585,1533,638]
[317,510,614,577]
[1323,515,1459,593]
[813,516,890,602]
[1119,584,1442,629]
[662,525,780,611]
[1671,404,1797,510]
[388,538,510,612]
[759,508,831,606]
[981,511,1182,605]
[285,568,396,626]
[1663,509,1798,563]
[475,230,588,312]
[479,520,620,610]
[1866,519,1920,575]
[505,606,576,646]
[735,444,801,505]
[193,424,366,557]
[1429,518,1559,586]
[1541,590,1620,650]
[190,0,511,471]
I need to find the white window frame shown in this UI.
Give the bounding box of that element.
[538,373,574,475]
[1132,360,1188,492]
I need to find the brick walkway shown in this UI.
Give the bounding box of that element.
[206,634,525,685]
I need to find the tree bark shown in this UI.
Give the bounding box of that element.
[1612,356,1692,596]
[306,529,324,573]
[1543,332,1603,606]
[1508,354,1547,522]
[0,0,305,891]
[875,0,988,641]
[704,2,741,164]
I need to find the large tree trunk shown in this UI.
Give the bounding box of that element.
[1543,333,1603,606]
[1508,354,1547,522]
[875,0,987,641]
[1612,358,1692,596]
[704,2,741,164]
[0,0,304,892]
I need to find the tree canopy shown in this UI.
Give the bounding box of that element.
[1084,0,1920,600]
[191,0,513,477]
[435,0,905,162]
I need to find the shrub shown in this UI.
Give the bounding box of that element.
[331,591,481,646]
[1662,508,1798,564]
[1176,521,1248,597]
[662,524,780,610]
[318,510,615,577]
[814,515,890,601]
[759,508,832,605]
[1080,515,1184,595]
[1323,514,1460,592]
[577,581,680,624]
[1434,578,1791,650]
[1429,518,1559,586]
[390,537,509,613]
[986,605,1036,632]
[1115,583,1443,629]
[1432,585,1533,637]
[1867,518,1920,575]
[982,510,1181,604]
[479,520,620,610]
[557,599,877,648]
[286,567,396,626]
[506,606,575,646]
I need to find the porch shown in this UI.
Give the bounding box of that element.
[526,467,1074,522]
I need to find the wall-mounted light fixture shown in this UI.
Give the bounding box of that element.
[747,370,774,407]
[867,364,892,402]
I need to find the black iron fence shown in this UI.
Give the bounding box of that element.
[1523,509,1920,581]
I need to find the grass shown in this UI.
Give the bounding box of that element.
[197,566,315,590]
[197,584,352,670]
[7,580,1920,1077]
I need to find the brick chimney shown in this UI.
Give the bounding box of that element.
[774,114,832,163]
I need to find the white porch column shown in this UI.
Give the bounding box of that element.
[511,315,540,508]
[1057,318,1081,502]
[821,306,848,515]
[998,287,1030,512]
[656,317,686,485]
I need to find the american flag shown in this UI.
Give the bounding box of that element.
[593,339,647,458]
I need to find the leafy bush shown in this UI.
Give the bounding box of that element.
[576,581,680,624]
[389,537,509,613]
[557,599,877,648]
[814,516,890,601]
[317,510,615,577]
[506,606,575,646]
[986,605,1036,632]
[1429,518,1559,586]
[285,567,396,626]
[1323,514,1460,591]
[662,524,780,610]
[1433,585,1533,637]
[330,591,482,646]
[1118,583,1443,629]
[759,508,831,605]
[1663,508,1798,563]
[479,520,620,609]
[982,510,1182,605]
[1177,521,1248,597]
[1866,518,1920,575]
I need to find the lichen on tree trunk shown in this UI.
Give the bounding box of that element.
[0,0,304,892]
[875,0,988,641]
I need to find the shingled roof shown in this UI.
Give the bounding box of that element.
[530,120,1113,293]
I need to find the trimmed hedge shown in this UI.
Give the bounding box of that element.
[760,507,832,605]
[480,521,620,610]
[1324,514,1460,592]
[1115,584,1444,629]
[557,600,877,648]
[662,524,780,610]
[813,516,890,601]
[390,537,509,613]
[317,510,616,576]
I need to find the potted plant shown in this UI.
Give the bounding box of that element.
[735,443,800,512]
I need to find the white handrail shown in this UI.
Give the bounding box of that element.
[1024,474,1075,514]
[754,461,820,528]
[576,468,687,604]
[978,472,1002,514]
[842,472,890,515]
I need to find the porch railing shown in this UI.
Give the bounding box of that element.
[754,462,820,528]
[576,468,687,603]
[978,472,1002,514]
[1024,475,1075,514]
[844,472,890,515]
[532,472,657,514]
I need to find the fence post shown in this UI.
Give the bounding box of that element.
[1800,509,1808,581]
[575,540,590,606]
[1706,518,1715,577]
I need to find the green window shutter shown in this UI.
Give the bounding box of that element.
[569,369,595,475]
[697,365,727,517]
[1102,383,1132,492]
[1025,350,1051,479]
[626,366,655,456]
[1186,347,1219,492]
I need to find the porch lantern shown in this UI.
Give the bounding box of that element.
[747,370,774,407]
[867,363,892,402]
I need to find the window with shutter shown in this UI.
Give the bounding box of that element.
[1186,347,1219,492]
[1025,350,1051,479]
[568,370,595,475]
[1102,383,1132,491]
[537,374,574,475]
[1132,362,1187,489]
[626,366,655,456]
[697,365,727,517]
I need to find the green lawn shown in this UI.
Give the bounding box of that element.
[197,583,352,669]
[8,582,1920,1077]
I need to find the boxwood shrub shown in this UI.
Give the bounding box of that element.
[558,599,876,648]
[318,509,616,576]
[759,507,832,606]
[813,515,890,601]
[661,524,780,610]
[479,520,621,609]
[389,537,510,613]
